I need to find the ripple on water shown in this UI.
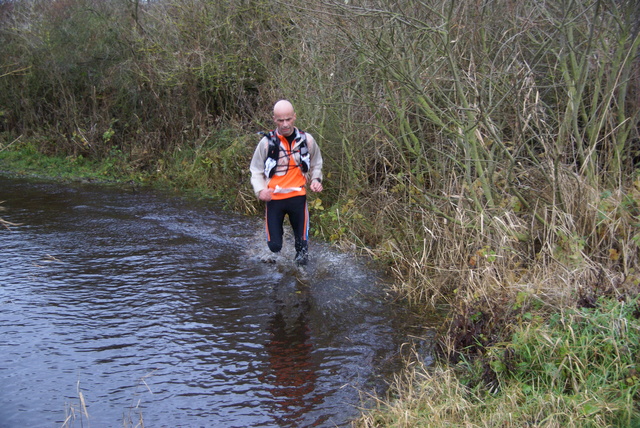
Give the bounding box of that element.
[0,176,431,428]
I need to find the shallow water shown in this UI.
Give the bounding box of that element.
[0,175,433,428]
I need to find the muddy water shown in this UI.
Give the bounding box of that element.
[0,175,433,428]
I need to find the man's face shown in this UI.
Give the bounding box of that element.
[273,108,296,137]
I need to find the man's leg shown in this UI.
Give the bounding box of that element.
[265,199,286,253]
[287,196,309,266]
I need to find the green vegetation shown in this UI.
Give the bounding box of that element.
[361,296,640,427]
[1,0,640,425]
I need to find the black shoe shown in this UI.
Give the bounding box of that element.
[294,250,308,266]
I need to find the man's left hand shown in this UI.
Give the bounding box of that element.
[310,179,323,193]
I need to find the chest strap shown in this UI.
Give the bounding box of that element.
[263,130,310,178]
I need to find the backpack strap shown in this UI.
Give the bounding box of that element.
[264,131,279,178]
[297,131,310,173]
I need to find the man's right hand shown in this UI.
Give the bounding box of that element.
[259,188,274,202]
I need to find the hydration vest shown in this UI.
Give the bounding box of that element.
[262,130,310,178]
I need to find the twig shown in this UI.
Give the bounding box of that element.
[0,134,22,153]
[0,218,21,230]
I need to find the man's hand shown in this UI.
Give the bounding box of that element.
[310,179,323,193]
[259,188,274,201]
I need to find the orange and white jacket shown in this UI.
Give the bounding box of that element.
[250,128,323,200]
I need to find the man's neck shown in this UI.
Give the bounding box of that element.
[279,129,296,144]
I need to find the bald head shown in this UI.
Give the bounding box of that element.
[273,100,296,136]
[273,99,294,116]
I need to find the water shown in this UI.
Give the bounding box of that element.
[0,175,432,428]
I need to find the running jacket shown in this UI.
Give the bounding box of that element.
[250,128,323,200]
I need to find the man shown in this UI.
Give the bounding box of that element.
[250,100,323,266]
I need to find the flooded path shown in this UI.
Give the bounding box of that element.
[0,175,432,427]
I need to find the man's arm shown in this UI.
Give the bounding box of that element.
[250,137,270,199]
[306,134,323,191]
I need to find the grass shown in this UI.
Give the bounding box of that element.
[0,139,140,183]
[61,378,149,428]
[358,296,640,427]
[0,135,256,211]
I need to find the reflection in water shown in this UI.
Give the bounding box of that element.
[262,281,322,426]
